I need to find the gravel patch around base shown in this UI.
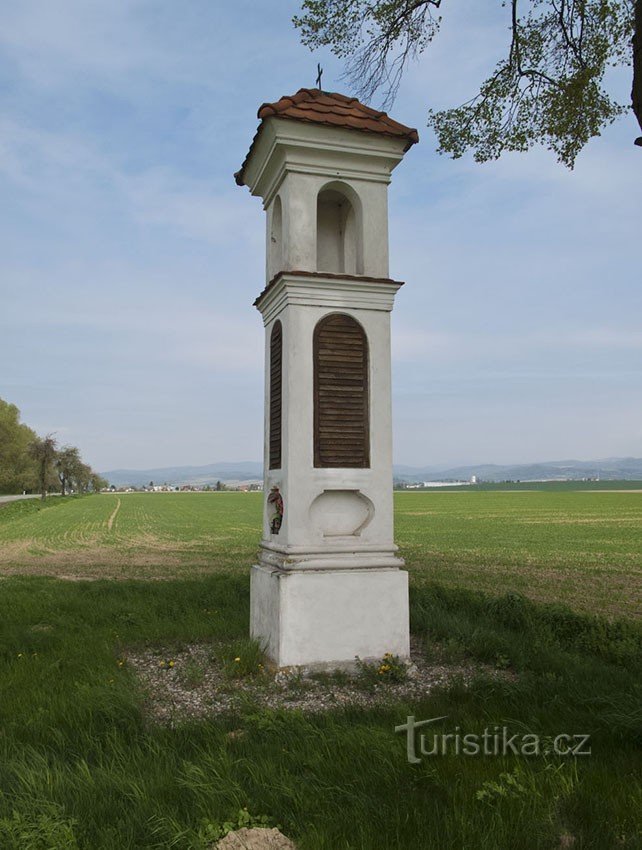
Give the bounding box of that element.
[127,638,512,725]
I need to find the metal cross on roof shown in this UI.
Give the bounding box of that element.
[316,63,323,89]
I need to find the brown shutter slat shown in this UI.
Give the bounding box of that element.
[269,321,282,469]
[314,313,370,468]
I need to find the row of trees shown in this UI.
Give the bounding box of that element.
[0,398,107,500]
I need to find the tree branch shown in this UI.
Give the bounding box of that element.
[511,0,560,87]
[554,0,587,67]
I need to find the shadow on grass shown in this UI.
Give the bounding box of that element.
[0,573,640,849]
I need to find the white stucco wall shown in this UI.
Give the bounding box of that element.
[251,564,410,667]
[257,274,402,571]
[244,119,406,282]
[240,112,413,666]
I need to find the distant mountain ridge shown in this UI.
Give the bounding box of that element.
[102,462,263,488]
[394,457,642,483]
[101,457,642,487]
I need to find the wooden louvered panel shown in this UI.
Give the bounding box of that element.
[313,313,369,468]
[269,321,282,469]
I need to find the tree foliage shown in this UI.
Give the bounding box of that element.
[56,446,80,497]
[0,396,105,498]
[29,434,58,502]
[0,399,38,494]
[91,473,108,493]
[294,0,638,167]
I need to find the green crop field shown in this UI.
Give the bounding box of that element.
[0,493,640,849]
[396,490,642,619]
[1,490,640,617]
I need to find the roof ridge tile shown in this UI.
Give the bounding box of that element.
[237,87,418,186]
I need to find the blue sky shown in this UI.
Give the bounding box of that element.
[1,0,640,471]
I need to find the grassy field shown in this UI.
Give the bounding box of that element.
[0,493,640,848]
[1,491,640,617]
[396,490,642,619]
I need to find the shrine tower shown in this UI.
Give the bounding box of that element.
[235,88,418,668]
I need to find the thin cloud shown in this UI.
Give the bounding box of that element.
[1,1,640,469]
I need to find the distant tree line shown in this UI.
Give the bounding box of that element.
[0,397,107,500]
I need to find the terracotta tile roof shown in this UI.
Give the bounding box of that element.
[253,270,404,309]
[235,88,418,186]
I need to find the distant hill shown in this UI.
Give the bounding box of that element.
[101,457,642,488]
[393,457,642,483]
[102,462,263,488]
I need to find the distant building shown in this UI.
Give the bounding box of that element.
[422,481,470,488]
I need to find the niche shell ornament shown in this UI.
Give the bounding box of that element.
[309,489,374,538]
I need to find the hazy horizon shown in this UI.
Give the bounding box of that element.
[2,1,640,471]
[98,454,642,475]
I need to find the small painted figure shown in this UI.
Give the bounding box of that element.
[268,486,284,534]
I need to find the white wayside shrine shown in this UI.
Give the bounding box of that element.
[235,88,418,668]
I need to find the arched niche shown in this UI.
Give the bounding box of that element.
[269,194,283,277]
[316,182,363,275]
[313,313,369,468]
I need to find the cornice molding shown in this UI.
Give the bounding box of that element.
[255,271,404,325]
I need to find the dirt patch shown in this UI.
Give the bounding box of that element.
[0,554,223,581]
[216,828,297,850]
[0,534,239,578]
[127,637,512,726]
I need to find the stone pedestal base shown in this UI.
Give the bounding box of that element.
[250,563,410,668]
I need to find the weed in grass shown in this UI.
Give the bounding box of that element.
[221,638,266,679]
[0,800,79,849]
[356,652,409,687]
[476,767,530,803]
[197,807,276,845]
[179,659,207,689]
[278,669,312,698]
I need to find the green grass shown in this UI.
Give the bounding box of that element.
[0,573,640,849]
[0,494,641,846]
[0,493,259,578]
[3,491,639,618]
[396,490,642,618]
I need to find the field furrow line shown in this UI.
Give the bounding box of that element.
[107,498,121,532]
